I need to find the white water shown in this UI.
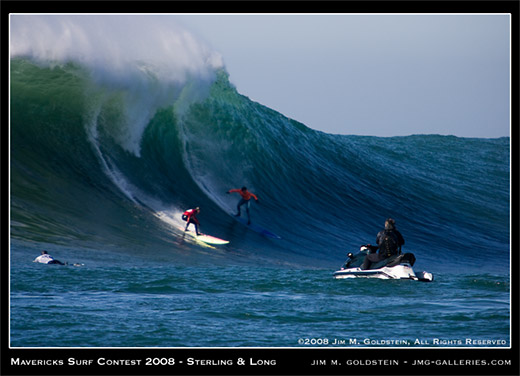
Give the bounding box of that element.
[10,14,224,156]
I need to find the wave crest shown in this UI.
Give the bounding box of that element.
[10,15,224,156]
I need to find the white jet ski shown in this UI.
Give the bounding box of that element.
[333,245,433,282]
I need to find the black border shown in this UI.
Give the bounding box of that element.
[3,1,519,375]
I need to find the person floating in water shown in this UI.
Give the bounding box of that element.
[226,186,259,225]
[182,207,202,236]
[33,250,65,265]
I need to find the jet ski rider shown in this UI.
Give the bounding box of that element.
[361,218,405,270]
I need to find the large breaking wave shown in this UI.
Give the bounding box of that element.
[9,15,510,272]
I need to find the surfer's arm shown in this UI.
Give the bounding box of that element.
[188,213,199,225]
[185,212,195,223]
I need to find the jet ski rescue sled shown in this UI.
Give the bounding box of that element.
[333,245,433,282]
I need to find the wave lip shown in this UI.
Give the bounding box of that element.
[10,15,224,157]
[10,15,223,81]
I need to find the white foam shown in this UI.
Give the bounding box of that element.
[10,15,224,156]
[10,14,232,233]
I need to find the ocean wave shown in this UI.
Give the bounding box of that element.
[9,18,510,271]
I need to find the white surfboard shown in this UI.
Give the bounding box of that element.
[180,227,229,245]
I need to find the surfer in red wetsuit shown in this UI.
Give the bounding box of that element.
[182,207,201,235]
[226,187,258,225]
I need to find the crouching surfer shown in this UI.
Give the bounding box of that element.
[33,250,65,265]
[361,218,405,270]
[182,207,202,236]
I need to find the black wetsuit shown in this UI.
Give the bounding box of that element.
[361,229,405,270]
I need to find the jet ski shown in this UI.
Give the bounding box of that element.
[333,245,434,282]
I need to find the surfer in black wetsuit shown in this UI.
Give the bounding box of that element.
[361,218,405,270]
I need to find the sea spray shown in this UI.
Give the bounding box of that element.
[10,14,223,156]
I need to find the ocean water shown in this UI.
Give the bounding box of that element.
[11,240,510,349]
[9,17,511,359]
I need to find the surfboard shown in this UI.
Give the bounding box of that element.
[180,227,229,245]
[231,215,281,239]
[194,233,229,245]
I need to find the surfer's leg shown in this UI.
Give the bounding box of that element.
[236,199,246,216]
[246,201,251,224]
[187,219,200,235]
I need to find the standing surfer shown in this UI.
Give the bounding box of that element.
[226,187,259,225]
[182,207,202,236]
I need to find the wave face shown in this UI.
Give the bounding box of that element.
[10,16,510,273]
